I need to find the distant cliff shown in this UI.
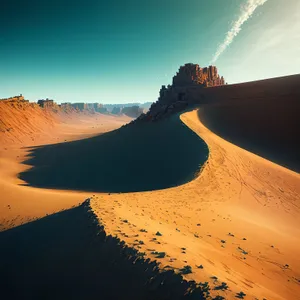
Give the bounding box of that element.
[121,106,144,118]
[0,96,104,145]
[0,94,28,102]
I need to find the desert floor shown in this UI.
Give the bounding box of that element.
[0,112,130,229]
[0,107,299,299]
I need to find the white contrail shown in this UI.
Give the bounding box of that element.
[212,0,269,63]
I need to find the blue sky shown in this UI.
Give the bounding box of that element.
[0,0,299,103]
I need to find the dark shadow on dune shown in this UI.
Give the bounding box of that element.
[198,97,300,172]
[19,113,208,192]
[0,200,209,300]
[197,75,300,172]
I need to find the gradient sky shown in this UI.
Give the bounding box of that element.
[0,0,299,103]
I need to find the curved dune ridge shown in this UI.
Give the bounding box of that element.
[0,99,131,146]
[199,74,300,172]
[0,199,209,300]
[90,108,300,300]
[19,112,208,192]
[0,75,300,300]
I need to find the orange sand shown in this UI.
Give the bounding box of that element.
[0,102,130,229]
[90,109,300,299]
[1,84,300,299]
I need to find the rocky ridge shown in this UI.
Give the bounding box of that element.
[132,63,225,123]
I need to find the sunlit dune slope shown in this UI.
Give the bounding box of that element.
[0,108,131,230]
[89,107,300,299]
[0,101,58,145]
[0,200,208,300]
[0,74,299,299]
[0,100,129,146]
[89,75,300,299]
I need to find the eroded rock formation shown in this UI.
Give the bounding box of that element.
[133,63,225,123]
[172,64,225,87]
[121,106,144,118]
[0,94,29,103]
[37,99,55,108]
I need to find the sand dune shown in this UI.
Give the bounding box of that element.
[19,113,208,192]
[1,76,299,299]
[0,100,129,146]
[88,108,300,299]
[201,74,300,172]
[0,106,130,230]
[0,200,207,300]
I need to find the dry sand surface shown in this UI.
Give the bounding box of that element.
[89,109,300,299]
[0,101,131,229]
[201,74,300,172]
[17,113,208,192]
[1,77,300,299]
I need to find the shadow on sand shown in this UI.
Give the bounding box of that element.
[19,113,208,192]
[0,200,209,300]
[198,76,300,172]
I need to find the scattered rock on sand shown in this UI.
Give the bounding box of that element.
[236,291,246,299]
[179,265,192,275]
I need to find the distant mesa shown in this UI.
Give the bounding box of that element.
[0,94,29,103]
[96,104,109,114]
[1,94,148,119]
[121,106,144,118]
[37,98,55,108]
[35,99,147,117]
[134,63,226,123]
[1,64,224,123]
[110,106,144,118]
[111,106,121,115]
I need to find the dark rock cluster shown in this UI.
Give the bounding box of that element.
[132,63,225,123]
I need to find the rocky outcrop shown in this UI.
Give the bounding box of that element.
[71,103,86,111]
[111,107,121,115]
[172,64,225,87]
[59,102,73,110]
[37,99,55,108]
[95,104,108,114]
[132,63,225,123]
[121,106,144,118]
[0,94,29,103]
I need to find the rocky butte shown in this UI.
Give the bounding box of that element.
[37,98,55,108]
[0,94,29,103]
[134,63,225,122]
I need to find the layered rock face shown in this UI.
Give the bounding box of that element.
[71,103,86,111]
[134,63,225,123]
[121,106,144,118]
[172,64,225,87]
[111,106,121,115]
[37,99,55,108]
